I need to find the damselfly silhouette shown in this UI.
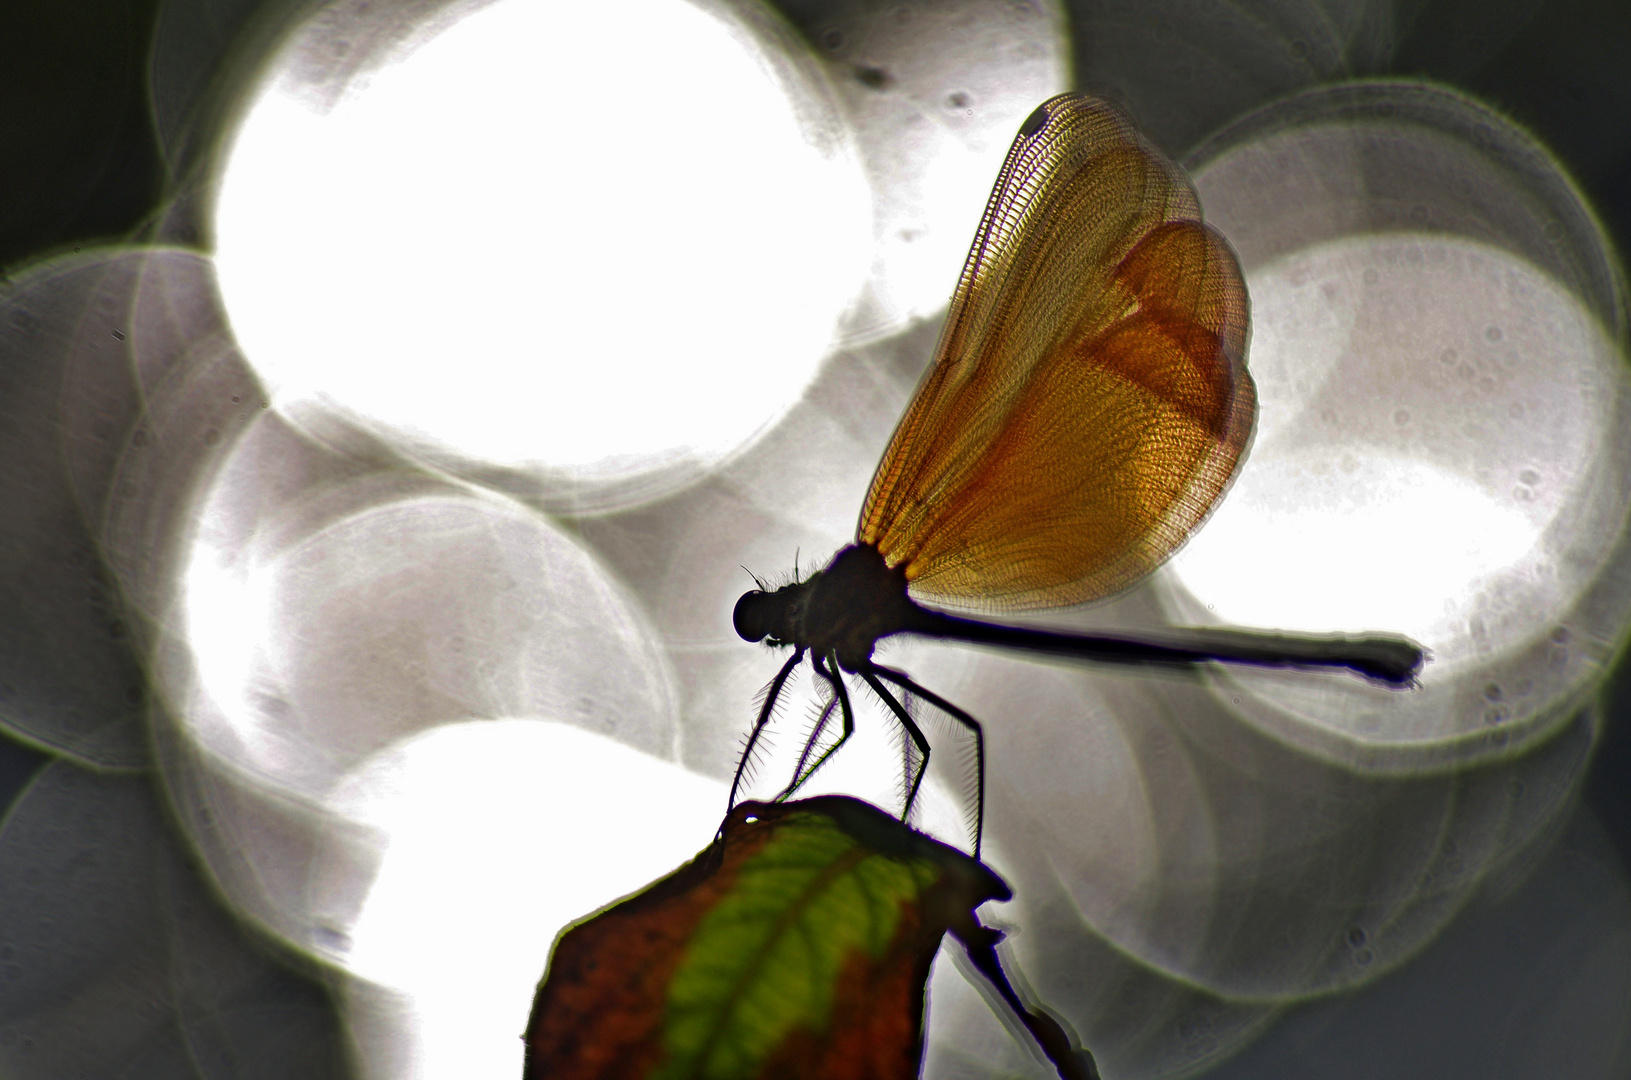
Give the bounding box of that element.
[730,94,1424,858]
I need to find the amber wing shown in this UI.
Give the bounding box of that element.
[857,93,1255,610]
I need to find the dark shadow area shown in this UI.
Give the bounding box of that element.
[0,0,166,274]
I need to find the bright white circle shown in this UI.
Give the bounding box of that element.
[330,719,726,1079]
[214,0,872,472]
[1170,233,1624,660]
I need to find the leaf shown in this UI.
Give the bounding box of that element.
[523,796,1097,1080]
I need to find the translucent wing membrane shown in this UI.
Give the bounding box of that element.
[859,93,1255,610]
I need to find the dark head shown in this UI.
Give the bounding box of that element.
[733,588,780,643]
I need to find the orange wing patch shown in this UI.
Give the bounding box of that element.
[858,93,1253,610]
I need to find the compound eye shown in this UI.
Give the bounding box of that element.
[733,591,773,642]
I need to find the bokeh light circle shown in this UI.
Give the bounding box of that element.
[1162,82,1631,769]
[213,0,873,503]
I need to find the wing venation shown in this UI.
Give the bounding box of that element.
[857,93,1254,610]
